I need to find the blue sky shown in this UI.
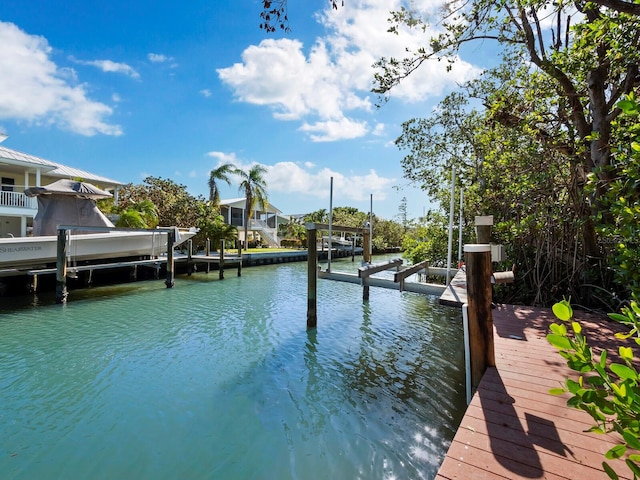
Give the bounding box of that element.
[0,0,483,221]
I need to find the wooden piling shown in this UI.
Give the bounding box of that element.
[55,228,68,303]
[237,239,242,277]
[464,244,494,390]
[307,228,317,328]
[205,238,211,273]
[363,230,371,264]
[219,240,225,280]
[165,228,175,288]
[187,239,193,275]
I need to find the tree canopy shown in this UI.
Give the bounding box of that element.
[378,0,640,305]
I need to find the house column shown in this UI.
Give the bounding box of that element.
[35,168,41,186]
[21,216,27,237]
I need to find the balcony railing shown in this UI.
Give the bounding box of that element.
[0,190,37,209]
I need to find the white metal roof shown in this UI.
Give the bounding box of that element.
[0,145,58,169]
[0,145,124,187]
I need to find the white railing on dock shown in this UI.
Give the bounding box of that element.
[0,191,37,209]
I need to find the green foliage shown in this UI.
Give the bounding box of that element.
[280,238,302,248]
[194,201,237,251]
[590,94,640,299]
[373,218,404,252]
[375,0,640,307]
[115,200,159,228]
[278,220,307,245]
[304,209,328,223]
[116,177,203,228]
[547,298,640,479]
[208,163,235,207]
[401,212,452,267]
[236,165,268,251]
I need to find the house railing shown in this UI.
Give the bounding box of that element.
[0,190,37,209]
[248,219,280,247]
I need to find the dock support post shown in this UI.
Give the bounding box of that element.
[55,228,68,303]
[219,240,225,280]
[464,244,494,390]
[307,228,317,328]
[29,274,38,294]
[165,228,175,288]
[363,230,371,264]
[205,238,211,273]
[187,239,193,275]
[236,239,242,277]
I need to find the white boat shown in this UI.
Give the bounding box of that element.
[321,234,356,250]
[0,228,196,270]
[0,179,196,271]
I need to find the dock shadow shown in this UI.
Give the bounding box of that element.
[477,369,571,477]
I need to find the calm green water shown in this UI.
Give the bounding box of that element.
[0,256,465,480]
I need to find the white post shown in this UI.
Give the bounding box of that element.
[446,166,456,284]
[458,188,464,265]
[462,303,472,404]
[369,194,373,257]
[328,176,333,272]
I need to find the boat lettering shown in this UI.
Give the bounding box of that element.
[0,245,44,254]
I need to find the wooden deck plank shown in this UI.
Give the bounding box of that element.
[435,304,636,480]
[439,269,467,307]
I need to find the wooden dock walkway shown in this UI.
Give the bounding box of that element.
[436,304,634,480]
[439,268,467,307]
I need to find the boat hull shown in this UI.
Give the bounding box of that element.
[0,230,196,269]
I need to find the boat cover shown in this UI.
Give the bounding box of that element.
[25,179,113,199]
[25,180,115,236]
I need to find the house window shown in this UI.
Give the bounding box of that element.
[1,177,15,192]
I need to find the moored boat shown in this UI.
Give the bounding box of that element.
[0,179,196,271]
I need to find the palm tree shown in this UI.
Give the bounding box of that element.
[235,164,268,250]
[116,199,159,228]
[208,163,236,209]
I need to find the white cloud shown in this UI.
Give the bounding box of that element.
[73,57,140,79]
[219,38,364,121]
[148,53,170,63]
[372,123,385,136]
[148,53,178,68]
[266,161,395,202]
[0,21,122,136]
[206,151,241,164]
[299,117,368,142]
[200,89,212,98]
[112,93,121,102]
[203,152,394,202]
[217,0,482,142]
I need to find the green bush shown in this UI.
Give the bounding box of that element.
[548,298,640,479]
[280,238,302,248]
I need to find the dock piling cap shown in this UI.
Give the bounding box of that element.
[464,244,491,253]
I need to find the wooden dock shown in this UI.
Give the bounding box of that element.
[439,268,467,307]
[436,304,634,480]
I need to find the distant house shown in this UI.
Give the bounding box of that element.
[0,140,124,237]
[219,197,289,247]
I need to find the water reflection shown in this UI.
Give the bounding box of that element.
[0,259,465,480]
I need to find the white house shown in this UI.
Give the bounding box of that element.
[0,138,124,237]
[219,197,289,247]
